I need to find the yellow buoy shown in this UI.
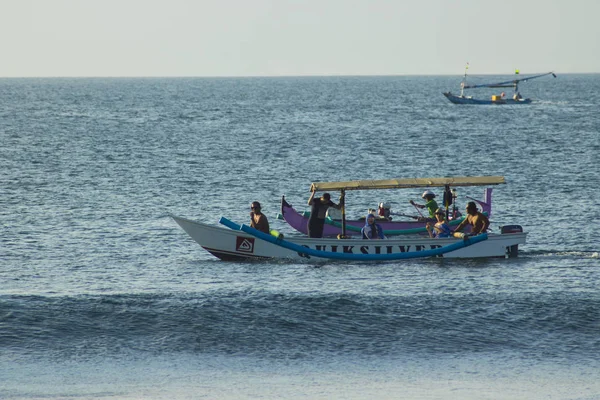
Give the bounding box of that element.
[270,229,284,240]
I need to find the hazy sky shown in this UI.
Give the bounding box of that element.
[3,0,599,77]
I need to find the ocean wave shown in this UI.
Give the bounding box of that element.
[2,291,598,361]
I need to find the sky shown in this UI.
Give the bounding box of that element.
[2,0,599,77]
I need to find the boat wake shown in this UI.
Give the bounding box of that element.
[522,250,599,259]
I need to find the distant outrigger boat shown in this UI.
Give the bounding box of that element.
[443,64,556,105]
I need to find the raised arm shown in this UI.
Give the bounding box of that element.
[308,189,316,205]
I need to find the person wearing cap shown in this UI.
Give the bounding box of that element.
[250,201,270,234]
[426,208,452,238]
[410,190,439,220]
[362,213,385,239]
[307,189,343,238]
[453,201,490,236]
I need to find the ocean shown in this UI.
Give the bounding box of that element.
[1,75,599,399]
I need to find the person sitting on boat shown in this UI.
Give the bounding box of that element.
[361,213,384,239]
[452,201,490,237]
[426,208,452,238]
[410,190,438,221]
[513,92,522,100]
[307,189,343,238]
[378,202,392,220]
[250,201,270,234]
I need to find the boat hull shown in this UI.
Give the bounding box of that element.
[443,92,532,105]
[172,215,527,261]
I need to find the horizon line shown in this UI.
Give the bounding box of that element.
[1,71,597,79]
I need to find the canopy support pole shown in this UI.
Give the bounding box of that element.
[340,189,347,238]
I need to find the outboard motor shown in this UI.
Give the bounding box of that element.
[501,225,523,258]
[500,225,523,234]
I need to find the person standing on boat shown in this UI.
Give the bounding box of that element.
[453,201,490,236]
[307,189,343,238]
[410,190,438,221]
[426,208,452,238]
[362,214,385,239]
[250,201,270,234]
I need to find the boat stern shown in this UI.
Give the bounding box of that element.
[500,225,525,258]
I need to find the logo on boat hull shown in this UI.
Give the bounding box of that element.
[236,236,255,253]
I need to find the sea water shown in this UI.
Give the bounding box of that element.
[1,75,599,399]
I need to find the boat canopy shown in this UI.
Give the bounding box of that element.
[311,176,505,192]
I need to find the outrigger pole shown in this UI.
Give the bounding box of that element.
[219,217,489,261]
[463,71,557,90]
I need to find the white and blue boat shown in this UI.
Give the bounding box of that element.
[172,176,527,262]
[172,214,526,261]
